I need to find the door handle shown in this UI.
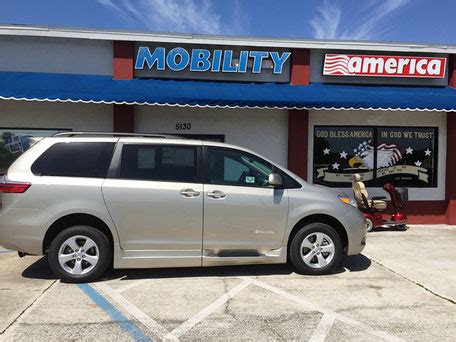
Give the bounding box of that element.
[180,188,200,197]
[207,190,226,199]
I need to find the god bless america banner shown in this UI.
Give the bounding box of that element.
[313,126,438,188]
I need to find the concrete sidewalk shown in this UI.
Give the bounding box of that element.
[364,225,456,303]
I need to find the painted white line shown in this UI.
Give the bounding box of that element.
[165,278,252,340]
[95,282,173,341]
[0,249,15,254]
[247,278,404,342]
[309,314,335,342]
[114,278,154,294]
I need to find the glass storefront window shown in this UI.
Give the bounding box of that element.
[0,128,68,174]
[313,126,438,188]
[375,127,437,187]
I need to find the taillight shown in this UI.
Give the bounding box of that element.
[0,181,31,193]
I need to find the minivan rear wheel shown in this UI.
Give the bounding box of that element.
[290,223,342,275]
[48,226,111,283]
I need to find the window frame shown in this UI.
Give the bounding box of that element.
[202,146,301,189]
[312,125,439,188]
[108,142,203,184]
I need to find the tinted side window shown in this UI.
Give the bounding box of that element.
[120,145,197,183]
[207,147,273,187]
[31,142,115,178]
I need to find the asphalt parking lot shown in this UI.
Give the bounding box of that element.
[1,225,455,341]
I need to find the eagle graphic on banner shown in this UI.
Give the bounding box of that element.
[350,140,402,169]
[315,138,430,184]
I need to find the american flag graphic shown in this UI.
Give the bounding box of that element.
[323,54,353,75]
[353,140,402,169]
[377,142,402,165]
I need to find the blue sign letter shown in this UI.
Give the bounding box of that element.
[190,49,211,72]
[249,51,269,73]
[211,50,223,72]
[135,47,165,70]
[270,52,291,74]
[222,50,238,73]
[238,51,249,73]
[166,47,190,71]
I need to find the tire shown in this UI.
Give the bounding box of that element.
[48,225,111,283]
[366,218,374,232]
[397,224,408,231]
[289,223,343,275]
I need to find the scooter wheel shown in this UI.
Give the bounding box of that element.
[397,224,408,231]
[366,218,374,232]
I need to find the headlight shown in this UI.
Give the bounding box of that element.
[338,195,358,207]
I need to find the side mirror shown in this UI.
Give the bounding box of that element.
[268,173,283,187]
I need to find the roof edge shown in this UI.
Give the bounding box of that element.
[0,24,456,54]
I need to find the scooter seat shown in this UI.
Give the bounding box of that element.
[352,175,387,211]
[371,200,387,210]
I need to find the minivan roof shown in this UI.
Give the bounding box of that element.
[53,131,184,139]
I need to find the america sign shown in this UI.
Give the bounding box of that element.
[323,54,446,78]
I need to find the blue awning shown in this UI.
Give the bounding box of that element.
[1,71,456,111]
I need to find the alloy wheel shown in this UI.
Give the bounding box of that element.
[299,232,335,269]
[58,235,99,275]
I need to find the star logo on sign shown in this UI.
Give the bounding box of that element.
[406,147,413,154]
[332,162,340,170]
[323,148,330,155]
[340,151,348,159]
[424,149,432,156]
[414,160,422,167]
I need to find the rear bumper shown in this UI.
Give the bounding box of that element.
[0,208,51,255]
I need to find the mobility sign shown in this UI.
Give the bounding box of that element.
[135,46,291,74]
[323,54,447,78]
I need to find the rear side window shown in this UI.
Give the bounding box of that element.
[31,142,115,178]
[119,144,197,183]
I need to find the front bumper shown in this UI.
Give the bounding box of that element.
[341,210,367,255]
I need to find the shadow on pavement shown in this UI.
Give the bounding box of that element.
[22,254,371,281]
[21,256,56,280]
[21,254,371,282]
[104,254,371,282]
[372,226,409,232]
[341,254,371,272]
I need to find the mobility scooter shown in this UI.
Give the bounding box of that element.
[352,174,408,232]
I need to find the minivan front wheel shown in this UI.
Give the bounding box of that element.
[48,226,111,283]
[290,223,342,275]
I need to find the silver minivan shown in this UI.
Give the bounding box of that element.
[0,132,366,282]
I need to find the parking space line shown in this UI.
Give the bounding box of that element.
[95,282,171,341]
[115,278,154,294]
[78,284,152,342]
[245,278,404,342]
[309,314,335,342]
[165,278,252,340]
